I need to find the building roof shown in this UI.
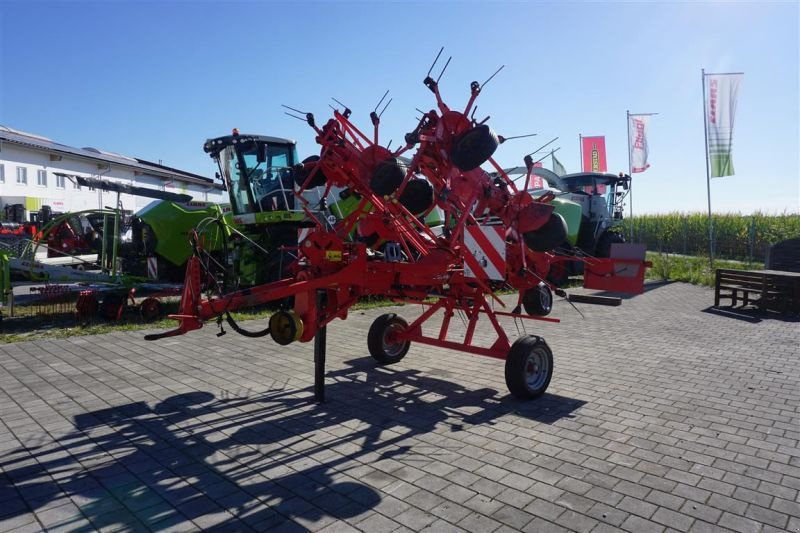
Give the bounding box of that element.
[0,125,222,189]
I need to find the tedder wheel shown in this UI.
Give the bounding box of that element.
[139,297,162,322]
[398,178,434,215]
[370,157,407,197]
[523,213,568,252]
[450,124,499,171]
[293,155,328,188]
[522,282,553,316]
[367,313,410,365]
[505,335,554,399]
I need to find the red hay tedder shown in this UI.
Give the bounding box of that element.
[147,53,650,400]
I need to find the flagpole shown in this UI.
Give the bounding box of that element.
[534,147,560,165]
[702,68,714,269]
[626,110,633,241]
[579,134,583,171]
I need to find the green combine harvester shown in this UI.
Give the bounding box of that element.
[201,132,311,289]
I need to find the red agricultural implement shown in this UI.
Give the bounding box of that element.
[147,54,650,400]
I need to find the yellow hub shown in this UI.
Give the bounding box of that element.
[269,310,304,346]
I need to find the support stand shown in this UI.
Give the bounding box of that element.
[314,290,327,403]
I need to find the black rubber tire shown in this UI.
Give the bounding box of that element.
[450,124,499,171]
[370,157,407,196]
[505,335,554,399]
[523,213,568,252]
[367,313,410,365]
[293,155,327,188]
[595,230,626,258]
[139,297,161,322]
[399,179,434,215]
[99,292,125,321]
[522,283,553,316]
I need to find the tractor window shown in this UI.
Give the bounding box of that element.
[217,140,297,215]
[242,144,295,212]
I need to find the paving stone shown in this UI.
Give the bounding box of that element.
[645,489,685,511]
[617,495,658,519]
[1,284,798,533]
[523,498,565,522]
[679,500,722,524]
[585,502,628,527]
[744,504,789,529]
[718,512,762,533]
[651,507,694,532]
[456,511,502,533]
[393,507,437,530]
[620,514,665,533]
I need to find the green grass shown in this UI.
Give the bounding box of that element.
[0,296,402,344]
[645,252,762,287]
[3,248,762,343]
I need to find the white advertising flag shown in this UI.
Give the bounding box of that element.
[628,114,650,173]
[705,73,743,178]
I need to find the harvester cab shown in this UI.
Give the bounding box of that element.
[204,132,308,225]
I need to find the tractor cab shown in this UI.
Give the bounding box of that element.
[558,172,629,224]
[204,132,304,223]
[557,172,630,257]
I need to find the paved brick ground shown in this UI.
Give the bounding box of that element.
[0,282,798,532]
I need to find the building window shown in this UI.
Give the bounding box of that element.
[56,174,65,188]
[16,167,27,185]
[37,169,47,187]
[73,176,81,190]
[0,164,4,183]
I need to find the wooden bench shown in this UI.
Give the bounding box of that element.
[715,268,800,313]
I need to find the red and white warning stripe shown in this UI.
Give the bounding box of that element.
[147,256,158,280]
[463,224,506,280]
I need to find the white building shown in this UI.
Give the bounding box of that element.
[0,125,225,221]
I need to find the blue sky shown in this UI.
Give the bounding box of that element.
[1,1,797,214]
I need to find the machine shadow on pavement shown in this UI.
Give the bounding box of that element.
[0,358,585,531]
[702,305,800,323]
[578,279,674,301]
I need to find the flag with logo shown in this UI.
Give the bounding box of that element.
[628,115,651,173]
[705,73,743,178]
[581,136,607,173]
[530,161,544,189]
[552,153,566,176]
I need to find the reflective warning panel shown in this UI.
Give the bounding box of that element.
[464,224,506,281]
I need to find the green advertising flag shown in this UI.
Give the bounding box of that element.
[552,153,566,176]
[705,73,743,178]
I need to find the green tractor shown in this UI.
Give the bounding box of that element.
[529,168,631,285]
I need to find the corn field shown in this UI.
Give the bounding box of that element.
[622,212,800,262]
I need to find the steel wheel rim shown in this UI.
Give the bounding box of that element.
[382,322,407,357]
[524,347,549,391]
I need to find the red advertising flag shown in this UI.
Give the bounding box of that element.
[530,161,544,189]
[581,136,608,173]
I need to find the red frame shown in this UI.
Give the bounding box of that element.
[152,69,650,364]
